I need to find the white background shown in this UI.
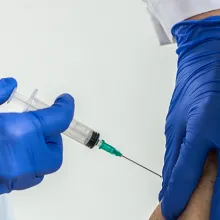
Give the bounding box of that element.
[0,0,177,219]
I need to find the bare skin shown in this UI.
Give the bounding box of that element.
[188,9,220,20]
[179,151,217,220]
[149,9,220,220]
[149,151,218,220]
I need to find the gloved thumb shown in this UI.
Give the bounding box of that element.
[29,93,75,136]
[0,78,17,104]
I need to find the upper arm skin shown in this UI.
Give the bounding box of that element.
[149,151,217,220]
[188,9,220,20]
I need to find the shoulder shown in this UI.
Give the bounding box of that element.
[142,0,220,45]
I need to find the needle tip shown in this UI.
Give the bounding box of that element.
[122,155,162,178]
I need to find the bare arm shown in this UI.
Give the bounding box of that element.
[149,151,217,220]
[178,151,217,220]
[188,9,220,20]
[149,202,163,220]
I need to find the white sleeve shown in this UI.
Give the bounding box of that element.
[143,0,220,45]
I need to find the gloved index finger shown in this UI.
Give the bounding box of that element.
[29,94,75,136]
[161,134,208,219]
[0,78,17,104]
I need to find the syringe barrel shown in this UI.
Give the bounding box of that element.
[8,91,100,148]
[64,121,100,147]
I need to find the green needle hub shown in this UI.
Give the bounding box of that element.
[99,140,122,157]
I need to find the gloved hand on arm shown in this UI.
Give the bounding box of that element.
[150,151,218,220]
[0,77,74,193]
[160,16,220,219]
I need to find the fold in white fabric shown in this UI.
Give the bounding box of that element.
[143,0,220,45]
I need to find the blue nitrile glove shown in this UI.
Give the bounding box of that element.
[0,77,74,194]
[159,16,220,220]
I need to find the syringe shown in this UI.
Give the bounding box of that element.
[7,89,162,178]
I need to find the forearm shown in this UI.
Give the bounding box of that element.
[149,151,217,220]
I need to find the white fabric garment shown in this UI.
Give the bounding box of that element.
[0,194,14,220]
[143,0,220,45]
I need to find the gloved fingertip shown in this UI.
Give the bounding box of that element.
[0,77,18,104]
[161,200,173,220]
[1,77,17,88]
[158,189,165,202]
[55,93,75,107]
[32,93,75,136]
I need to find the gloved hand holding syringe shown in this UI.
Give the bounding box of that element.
[8,88,162,178]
